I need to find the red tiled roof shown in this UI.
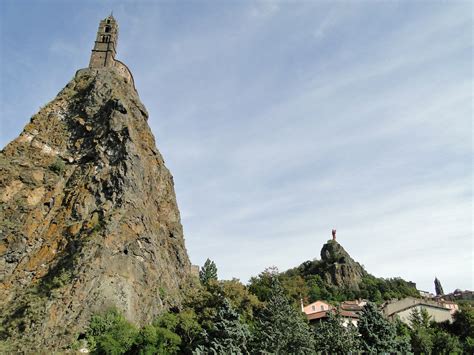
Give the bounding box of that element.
[306,309,359,321]
[307,310,328,321]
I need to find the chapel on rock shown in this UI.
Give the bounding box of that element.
[88,14,135,89]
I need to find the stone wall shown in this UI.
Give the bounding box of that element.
[114,60,136,90]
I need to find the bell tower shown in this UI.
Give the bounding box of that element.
[89,15,119,68]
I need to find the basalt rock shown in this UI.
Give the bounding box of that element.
[0,68,192,351]
[319,240,367,289]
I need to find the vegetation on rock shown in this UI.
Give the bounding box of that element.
[199,258,218,286]
[76,269,474,354]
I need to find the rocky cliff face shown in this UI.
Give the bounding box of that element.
[0,68,191,350]
[319,240,366,289]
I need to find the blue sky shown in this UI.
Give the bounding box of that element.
[0,0,472,293]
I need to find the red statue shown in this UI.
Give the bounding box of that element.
[332,229,336,240]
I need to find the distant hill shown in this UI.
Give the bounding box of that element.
[279,239,420,304]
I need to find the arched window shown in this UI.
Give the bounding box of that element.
[106,19,111,24]
[105,26,111,33]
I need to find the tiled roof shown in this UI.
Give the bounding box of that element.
[306,309,359,321]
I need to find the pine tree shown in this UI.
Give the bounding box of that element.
[199,258,218,285]
[252,277,315,354]
[313,310,360,354]
[194,298,250,354]
[434,277,444,296]
[358,302,399,353]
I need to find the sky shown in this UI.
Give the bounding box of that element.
[0,0,472,293]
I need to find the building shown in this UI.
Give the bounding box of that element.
[85,14,136,90]
[382,297,453,325]
[302,300,332,315]
[302,300,360,327]
[419,290,435,298]
[340,299,367,313]
[440,300,459,315]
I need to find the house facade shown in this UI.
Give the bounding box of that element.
[302,300,360,327]
[382,297,453,325]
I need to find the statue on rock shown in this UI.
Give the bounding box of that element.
[332,229,337,241]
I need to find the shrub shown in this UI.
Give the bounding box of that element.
[49,158,65,174]
[86,309,138,354]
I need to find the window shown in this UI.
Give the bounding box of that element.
[105,26,111,33]
[321,305,324,311]
[106,19,110,24]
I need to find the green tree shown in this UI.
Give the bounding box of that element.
[410,327,434,354]
[393,318,412,353]
[450,305,474,353]
[220,278,261,323]
[280,274,309,306]
[358,302,399,353]
[86,309,139,354]
[199,258,218,285]
[252,277,315,354]
[196,298,250,354]
[174,310,202,353]
[409,308,432,328]
[248,266,279,302]
[135,323,181,355]
[312,311,360,354]
[408,308,435,354]
[432,329,462,354]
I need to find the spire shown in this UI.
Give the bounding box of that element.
[89,15,119,68]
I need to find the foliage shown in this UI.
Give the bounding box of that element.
[196,298,250,354]
[78,264,472,354]
[252,277,315,354]
[312,311,360,354]
[447,304,474,353]
[199,258,218,285]
[220,278,261,323]
[173,310,203,353]
[135,323,181,355]
[410,326,434,354]
[182,278,258,352]
[86,309,138,354]
[432,328,462,354]
[409,307,432,329]
[183,279,224,331]
[281,258,419,304]
[358,302,399,353]
[393,318,412,353]
[49,158,66,174]
[248,266,279,302]
[451,304,474,341]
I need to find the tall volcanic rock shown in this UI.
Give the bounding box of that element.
[286,235,367,290]
[0,15,191,351]
[319,239,367,289]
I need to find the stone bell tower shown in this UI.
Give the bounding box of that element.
[89,14,119,68]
